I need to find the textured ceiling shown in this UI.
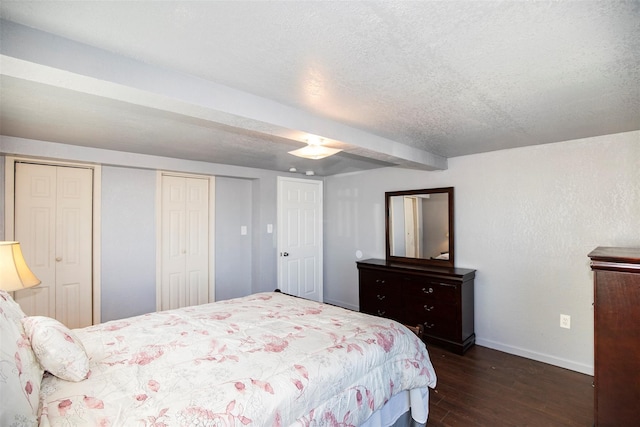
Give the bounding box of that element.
[1,1,639,175]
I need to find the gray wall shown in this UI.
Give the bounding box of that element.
[0,136,312,321]
[324,130,640,375]
[101,166,157,320]
[215,176,253,301]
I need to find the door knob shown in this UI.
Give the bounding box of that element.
[282,252,289,257]
[55,257,62,262]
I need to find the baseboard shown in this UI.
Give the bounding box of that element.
[476,338,594,376]
[322,297,359,312]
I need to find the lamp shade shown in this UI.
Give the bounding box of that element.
[0,241,41,291]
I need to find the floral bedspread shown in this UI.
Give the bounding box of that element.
[39,292,437,426]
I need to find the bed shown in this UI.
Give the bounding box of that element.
[1,290,437,426]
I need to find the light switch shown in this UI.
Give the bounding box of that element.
[240,226,247,235]
[267,224,273,233]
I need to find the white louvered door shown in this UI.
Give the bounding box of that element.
[14,162,93,328]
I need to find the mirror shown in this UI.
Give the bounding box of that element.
[385,187,454,268]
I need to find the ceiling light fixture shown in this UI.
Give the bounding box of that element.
[288,136,341,160]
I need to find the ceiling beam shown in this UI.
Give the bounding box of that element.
[0,20,447,171]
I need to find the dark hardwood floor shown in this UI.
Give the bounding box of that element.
[426,345,594,426]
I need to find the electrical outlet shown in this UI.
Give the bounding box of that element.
[560,314,571,329]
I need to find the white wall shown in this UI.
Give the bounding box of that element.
[324,131,640,374]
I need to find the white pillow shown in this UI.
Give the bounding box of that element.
[22,316,90,382]
[0,290,43,426]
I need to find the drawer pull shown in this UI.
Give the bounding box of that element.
[423,305,434,312]
[375,279,386,284]
[424,322,435,329]
[377,310,386,316]
[437,282,457,288]
[422,287,434,294]
[376,294,386,300]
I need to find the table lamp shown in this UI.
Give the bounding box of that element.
[0,241,41,291]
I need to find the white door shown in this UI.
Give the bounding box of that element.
[277,177,322,302]
[14,163,93,328]
[160,174,210,310]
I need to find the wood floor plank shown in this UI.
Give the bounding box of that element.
[427,345,593,426]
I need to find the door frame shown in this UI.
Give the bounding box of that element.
[155,171,216,310]
[4,156,102,324]
[276,176,323,302]
[403,196,422,258]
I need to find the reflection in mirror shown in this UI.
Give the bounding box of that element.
[389,193,449,259]
[385,187,454,267]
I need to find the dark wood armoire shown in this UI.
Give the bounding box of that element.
[589,247,640,426]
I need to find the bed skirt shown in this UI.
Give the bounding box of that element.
[361,388,428,427]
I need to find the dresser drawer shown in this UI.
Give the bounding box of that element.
[422,317,458,339]
[409,299,457,323]
[402,298,457,326]
[360,301,399,319]
[360,290,399,317]
[359,270,397,301]
[359,269,398,287]
[404,279,459,303]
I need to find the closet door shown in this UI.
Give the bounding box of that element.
[14,164,56,319]
[14,163,93,328]
[55,166,93,327]
[160,174,209,310]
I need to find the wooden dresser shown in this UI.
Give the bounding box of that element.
[589,247,640,426]
[357,258,476,354]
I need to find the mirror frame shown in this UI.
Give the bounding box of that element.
[385,187,455,268]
